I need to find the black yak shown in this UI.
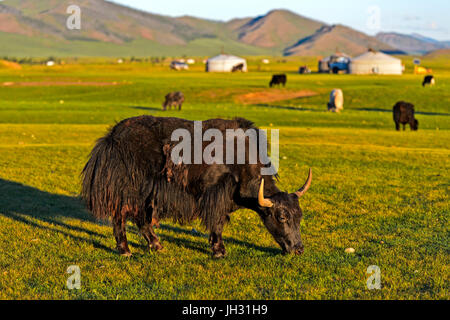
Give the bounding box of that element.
[393,101,418,131]
[269,74,287,88]
[298,66,311,74]
[82,116,312,258]
[231,63,245,72]
[422,75,435,87]
[163,92,185,111]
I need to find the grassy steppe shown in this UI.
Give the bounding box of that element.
[0,57,448,299]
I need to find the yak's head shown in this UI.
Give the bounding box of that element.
[412,119,419,131]
[256,169,312,255]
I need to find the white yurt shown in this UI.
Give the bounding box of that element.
[349,51,403,75]
[206,54,247,72]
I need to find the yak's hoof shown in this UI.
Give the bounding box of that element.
[151,242,164,252]
[120,251,132,257]
[117,245,132,257]
[211,242,226,259]
[212,252,225,259]
[212,248,226,259]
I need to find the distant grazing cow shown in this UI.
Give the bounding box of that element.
[422,75,435,87]
[269,74,287,88]
[393,101,418,131]
[327,89,344,113]
[299,66,311,74]
[163,92,185,111]
[232,63,245,72]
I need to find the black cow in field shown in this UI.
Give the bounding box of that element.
[82,116,312,258]
[163,91,185,111]
[232,63,245,72]
[269,74,287,87]
[393,101,418,131]
[422,75,435,87]
[299,66,311,74]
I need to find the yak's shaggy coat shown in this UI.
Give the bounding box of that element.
[82,116,288,256]
[82,116,263,226]
[82,115,310,257]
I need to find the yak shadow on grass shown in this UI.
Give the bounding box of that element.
[356,108,450,116]
[130,106,162,112]
[159,224,281,256]
[255,104,323,112]
[0,179,119,254]
[257,104,450,117]
[0,179,280,257]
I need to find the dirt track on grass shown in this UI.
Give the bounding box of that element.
[235,89,318,104]
[1,81,121,87]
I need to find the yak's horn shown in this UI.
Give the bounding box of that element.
[258,179,274,208]
[295,168,312,198]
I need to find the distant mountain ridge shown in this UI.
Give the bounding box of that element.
[231,9,324,49]
[0,0,403,57]
[285,25,394,56]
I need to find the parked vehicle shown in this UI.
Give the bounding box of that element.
[170,61,189,71]
[329,56,351,74]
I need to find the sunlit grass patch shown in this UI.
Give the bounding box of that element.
[0,60,448,299]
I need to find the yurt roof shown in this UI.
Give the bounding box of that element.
[352,51,400,63]
[207,54,246,62]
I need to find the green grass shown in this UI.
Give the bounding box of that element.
[0,57,448,299]
[0,31,274,58]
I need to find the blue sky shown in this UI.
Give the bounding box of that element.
[111,0,450,40]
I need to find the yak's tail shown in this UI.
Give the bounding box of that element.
[81,133,129,220]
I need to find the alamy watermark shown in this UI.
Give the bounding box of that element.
[66,265,81,290]
[170,121,279,175]
[366,5,381,31]
[66,5,81,30]
[366,265,381,290]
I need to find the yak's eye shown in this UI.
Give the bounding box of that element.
[278,214,288,223]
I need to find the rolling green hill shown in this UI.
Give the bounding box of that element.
[0,0,395,57]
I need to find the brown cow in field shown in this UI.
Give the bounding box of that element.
[393,101,418,131]
[163,92,185,111]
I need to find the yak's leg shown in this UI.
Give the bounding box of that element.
[208,217,228,259]
[138,219,163,252]
[113,215,131,257]
[403,124,406,131]
[209,230,225,259]
[395,122,400,131]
